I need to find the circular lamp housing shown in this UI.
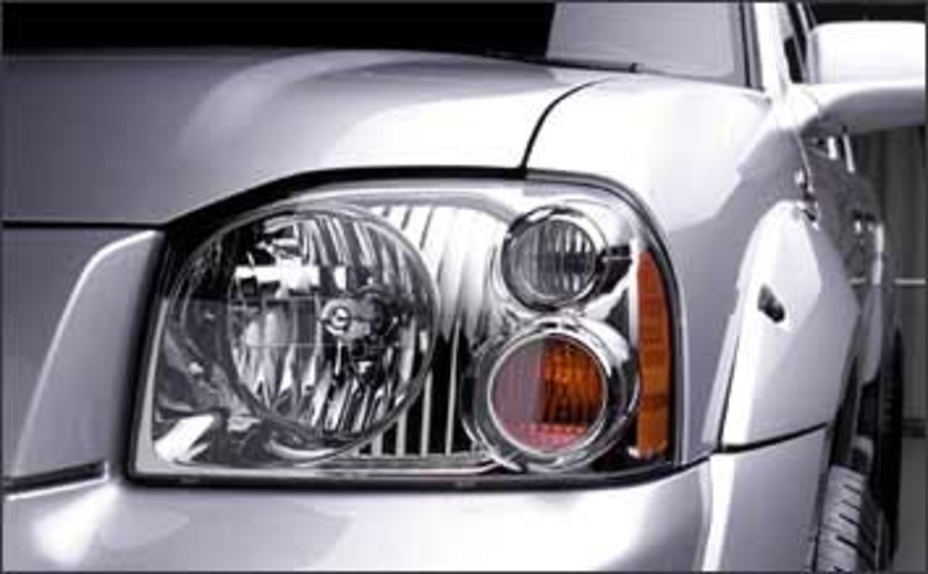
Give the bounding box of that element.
[468,317,637,472]
[149,204,438,467]
[500,206,607,310]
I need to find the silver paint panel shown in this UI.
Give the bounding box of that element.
[2,230,162,478]
[701,429,827,570]
[721,202,859,445]
[3,229,131,471]
[4,466,706,570]
[4,51,607,224]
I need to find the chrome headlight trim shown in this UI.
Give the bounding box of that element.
[500,205,610,310]
[129,170,684,485]
[468,316,639,473]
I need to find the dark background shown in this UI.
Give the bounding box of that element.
[814,2,925,23]
[3,2,925,52]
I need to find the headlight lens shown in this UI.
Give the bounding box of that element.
[149,205,437,466]
[471,317,636,472]
[132,177,678,483]
[490,335,605,454]
[500,206,605,309]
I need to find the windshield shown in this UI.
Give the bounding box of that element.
[547,3,744,82]
[5,2,747,86]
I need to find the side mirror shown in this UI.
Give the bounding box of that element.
[795,21,925,136]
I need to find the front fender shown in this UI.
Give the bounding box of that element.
[720,201,859,446]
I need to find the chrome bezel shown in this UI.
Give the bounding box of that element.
[467,316,638,473]
[487,333,609,457]
[500,205,609,310]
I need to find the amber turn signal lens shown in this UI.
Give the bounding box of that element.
[490,336,605,453]
[636,250,672,458]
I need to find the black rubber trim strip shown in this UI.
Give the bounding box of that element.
[1,220,155,231]
[519,77,614,167]
[740,2,763,91]
[3,461,107,495]
[170,166,520,238]
[128,457,706,493]
[717,422,828,455]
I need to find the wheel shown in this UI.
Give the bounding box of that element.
[813,466,889,571]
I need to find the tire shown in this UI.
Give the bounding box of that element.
[813,466,889,572]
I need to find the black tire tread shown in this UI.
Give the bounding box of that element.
[814,466,885,572]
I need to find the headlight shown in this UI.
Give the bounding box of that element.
[132,176,678,483]
[147,205,437,468]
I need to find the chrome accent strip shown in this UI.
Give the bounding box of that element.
[395,412,408,456]
[315,452,496,475]
[895,277,926,288]
[420,374,433,456]
[851,277,927,288]
[446,324,461,455]
[371,434,384,456]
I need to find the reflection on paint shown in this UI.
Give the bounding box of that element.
[33,483,117,567]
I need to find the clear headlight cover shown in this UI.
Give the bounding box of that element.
[132,177,678,482]
[139,205,437,469]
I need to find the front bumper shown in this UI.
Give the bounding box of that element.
[4,466,705,570]
[3,429,825,571]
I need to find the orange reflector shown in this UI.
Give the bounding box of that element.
[491,337,604,452]
[636,251,672,458]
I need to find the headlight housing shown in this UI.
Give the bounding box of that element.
[131,175,679,484]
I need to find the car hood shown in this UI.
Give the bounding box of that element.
[3,50,609,224]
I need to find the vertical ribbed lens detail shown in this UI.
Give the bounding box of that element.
[153,205,437,466]
[501,207,603,309]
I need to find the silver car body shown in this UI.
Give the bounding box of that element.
[1,3,912,570]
